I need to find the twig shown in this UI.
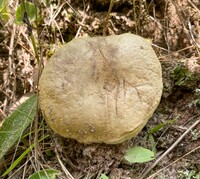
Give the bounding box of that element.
[132,0,136,32]
[103,0,115,36]
[188,18,200,48]
[132,0,142,34]
[0,109,6,118]
[187,0,200,14]
[139,118,200,179]
[75,2,90,38]
[46,2,66,43]
[3,24,17,113]
[55,146,75,179]
[170,0,192,46]
[158,45,194,60]
[147,145,200,179]
[47,2,66,26]
[65,0,79,15]
[0,109,6,127]
[21,0,41,169]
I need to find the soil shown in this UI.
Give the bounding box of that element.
[0,0,200,178]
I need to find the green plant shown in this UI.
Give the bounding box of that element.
[148,119,175,135]
[0,1,42,177]
[15,1,38,24]
[188,99,200,108]
[147,119,176,153]
[15,1,41,65]
[123,119,176,164]
[123,146,155,164]
[171,62,192,87]
[0,0,10,21]
[178,169,200,179]
[2,135,49,177]
[101,174,109,179]
[191,129,200,141]
[0,94,36,160]
[28,169,61,179]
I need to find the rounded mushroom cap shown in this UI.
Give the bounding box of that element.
[39,33,163,144]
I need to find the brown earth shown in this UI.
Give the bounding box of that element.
[0,0,200,178]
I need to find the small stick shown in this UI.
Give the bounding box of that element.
[147,145,200,179]
[139,118,200,179]
[103,0,115,36]
[3,23,17,113]
[188,0,200,14]
[75,3,90,38]
[54,145,75,179]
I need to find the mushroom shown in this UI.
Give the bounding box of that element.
[39,33,163,144]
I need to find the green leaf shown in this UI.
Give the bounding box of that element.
[45,150,54,157]
[148,133,156,154]
[124,146,155,164]
[0,94,36,160]
[0,0,10,21]
[0,0,7,9]
[148,119,176,134]
[1,12,9,21]
[101,174,109,179]
[15,2,38,24]
[28,169,61,179]
[171,63,192,86]
[2,135,49,177]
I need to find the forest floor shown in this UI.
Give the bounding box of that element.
[0,0,200,178]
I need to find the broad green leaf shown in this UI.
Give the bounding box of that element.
[2,135,49,177]
[101,174,109,179]
[0,94,36,160]
[15,2,38,24]
[124,146,155,164]
[28,169,61,179]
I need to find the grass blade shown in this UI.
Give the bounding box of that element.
[2,135,49,177]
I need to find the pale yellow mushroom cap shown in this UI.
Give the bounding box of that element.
[39,33,163,144]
